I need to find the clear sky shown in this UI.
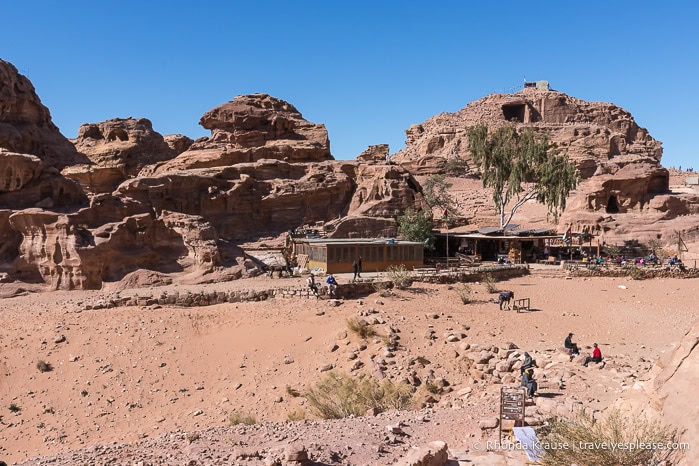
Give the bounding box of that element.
[2,1,698,169]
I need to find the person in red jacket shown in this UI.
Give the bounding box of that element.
[583,343,602,367]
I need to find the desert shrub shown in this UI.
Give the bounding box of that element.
[304,372,413,419]
[483,273,498,293]
[456,284,472,304]
[36,360,53,373]
[628,266,646,280]
[346,318,377,339]
[444,156,468,176]
[423,379,440,394]
[228,411,257,426]
[285,386,301,398]
[539,409,681,466]
[372,279,393,297]
[9,403,20,413]
[386,265,413,290]
[286,408,306,421]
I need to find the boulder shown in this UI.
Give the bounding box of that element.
[396,441,448,466]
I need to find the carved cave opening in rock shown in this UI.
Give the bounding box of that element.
[648,173,670,194]
[502,104,526,123]
[606,195,620,214]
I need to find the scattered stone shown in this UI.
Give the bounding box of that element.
[479,417,499,429]
[396,440,448,466]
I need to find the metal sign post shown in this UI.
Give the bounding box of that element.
[500,386,527,441]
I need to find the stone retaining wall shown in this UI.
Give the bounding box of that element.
[83,267,527,310]
[413,265,529,284]
[568,265,699,279]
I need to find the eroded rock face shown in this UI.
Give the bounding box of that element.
[116,160,356,241]
[392,88,662,179]
[0,149,43,192]
[72,117,178,176]
[163,133,194,154]
[0,60,424,290]
[356,144,389,164]
[147,94,332,173]
[0,59,88,168]
[613,322,699,466]
[0,166,86,210]
[7,208,231,290]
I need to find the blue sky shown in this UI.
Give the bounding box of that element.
[2,1,698,169]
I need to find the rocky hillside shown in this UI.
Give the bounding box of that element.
[391,87,662,178]
[393,86,699,249]
[0,59,425,290]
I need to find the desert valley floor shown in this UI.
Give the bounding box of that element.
[0,268,696,465]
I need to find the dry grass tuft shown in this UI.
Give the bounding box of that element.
[456,284,472,304]
[228,411,257,426]
[346,318,377,339]
[286,408,306,421]
[385,265,413,290]
[539,409,682,466]
[483,273,498,293]
[304,372,413,419]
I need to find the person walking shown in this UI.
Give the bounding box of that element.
[307,273,319,298]
[352,260,359,282]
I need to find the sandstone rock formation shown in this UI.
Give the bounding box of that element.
[0,59,88,168]
[63,117,188,194]
[0,61,424,290]
[72,117,179,175]
[392,87,662,179]
[0,148,86,209]
[613,321,699,465]
[394,86,699,249]
[356,143,389,164]
[145,94,332,174]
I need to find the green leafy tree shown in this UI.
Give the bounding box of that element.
[397,208,435,250]
[466,123,578,229]
[422,174,458,216]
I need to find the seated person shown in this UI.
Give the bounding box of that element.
[498,291,515,310]
[564,332,580,355]
[520,368,537,397]
[325,274,338,298]
[520,352,536,374]
[583,343,602,367]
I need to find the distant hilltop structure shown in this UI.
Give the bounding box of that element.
[523,80,550,91]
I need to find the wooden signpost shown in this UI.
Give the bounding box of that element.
[500,386,526,441]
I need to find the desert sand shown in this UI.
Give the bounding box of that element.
[1,267,696,465]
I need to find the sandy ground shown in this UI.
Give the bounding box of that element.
[1,269,697,464]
